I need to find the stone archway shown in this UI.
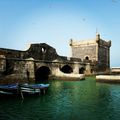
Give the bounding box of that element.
[79,67,85,74]
[60,65,73,74]
[35,66,51,82]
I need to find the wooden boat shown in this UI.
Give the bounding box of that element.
[19,83,49,94]
[0,83,50,99]
[0,84,18,94]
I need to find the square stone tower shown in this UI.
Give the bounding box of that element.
[69,33,111,72]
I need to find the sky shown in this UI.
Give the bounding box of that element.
[0,0,120,67]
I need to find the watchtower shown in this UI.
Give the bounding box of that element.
[69,33,111,72]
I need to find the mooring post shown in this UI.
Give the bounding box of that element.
[20,90,24,99]
[43,89,46,94]
[18,84,24,99]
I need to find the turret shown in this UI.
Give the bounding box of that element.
[69,39,73,46]
[96,33,100,42]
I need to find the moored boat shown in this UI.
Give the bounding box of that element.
[0,83,50,98]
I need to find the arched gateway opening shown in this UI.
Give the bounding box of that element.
[79,67,85,74]
[60,65,73,74]
[35,66,51,82]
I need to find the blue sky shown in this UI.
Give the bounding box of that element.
[0,0,120,67]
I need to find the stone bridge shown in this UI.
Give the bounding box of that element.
[0,43,94,83]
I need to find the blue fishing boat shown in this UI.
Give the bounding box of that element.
[0,84,18,94]
[0,83,50,99]
[19,83,49,94]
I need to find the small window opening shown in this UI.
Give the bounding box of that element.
[41,47,46,53]
[85,56,89,60]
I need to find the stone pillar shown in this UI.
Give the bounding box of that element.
[73,63,79,74]
[52,64,59,76]
[85,63,91,75]
[0,55,6,72]
[25,59,35,80]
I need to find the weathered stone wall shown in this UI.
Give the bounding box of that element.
[70,38,98,62]
[23,43,58,61]
[98,39,111,70]
[71,45,97,61]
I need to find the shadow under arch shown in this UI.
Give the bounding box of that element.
[60,65,73,74]
[79,67,85,74]
[35,66,51,83]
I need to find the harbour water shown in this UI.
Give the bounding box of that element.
[0,76,120,120]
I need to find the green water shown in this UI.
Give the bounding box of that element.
[0,76,120,120]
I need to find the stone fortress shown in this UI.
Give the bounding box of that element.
[0,33,111,83]
[70,33,111,73]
